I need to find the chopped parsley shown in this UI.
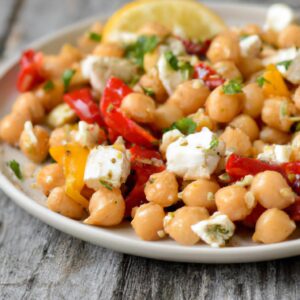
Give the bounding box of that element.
[164,51,179,70]
[165,117,197,135]
[125,35,158,68]
[128,75,140,87]
[142,87,155,97]
[209,135,219,150]
[62,69,76,92]
[222,79,243,95]
[164,51,193,79]
[256,76,270,88]
[89,32,102,42]
[43,80,55,92]
[207,224,230,236]
[277,60,292,70]
[99,180,113,191]
[7,160,23,180]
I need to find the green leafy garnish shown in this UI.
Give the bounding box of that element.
[207,224,230,236]
[125,35,158,68]
[209,135,219,150]
[277,60,292,70]
[7,160,23,180]
[222,79,243,95]
[142,87,155,97]
[256,76,270,88]
[43,80,55,92]
[165,117,196,135]
[164,51,179,70]
[99,180,113,191]
[164,51,193,79]
[89,32,102,42]
[62,69,76,92]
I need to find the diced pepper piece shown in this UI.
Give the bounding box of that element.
[243,203,266,228]
[286,197,300,222]
[181,38,211,56]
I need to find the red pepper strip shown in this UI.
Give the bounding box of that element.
[64,88,105,127]
[125,146,165,216]
[286,197,300,221]
[17,49,45,92]
[100,77,158,148]
[243,204,266,228]
[226,153,285,180]
[181,38,211,56]
[193,62,225,90]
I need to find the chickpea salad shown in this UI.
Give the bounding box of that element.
[1,1,300,248]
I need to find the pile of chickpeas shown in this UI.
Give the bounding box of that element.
[2,17,300,247]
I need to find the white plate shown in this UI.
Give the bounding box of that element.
[1,2,300,263]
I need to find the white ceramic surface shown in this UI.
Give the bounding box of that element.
[1,2,300,263]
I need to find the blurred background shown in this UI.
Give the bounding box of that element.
[0,0,299,60]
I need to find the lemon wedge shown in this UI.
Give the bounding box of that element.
[102,0,227,43]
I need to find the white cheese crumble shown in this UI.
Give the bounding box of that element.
[264,4,295,32]
[262,47,299,66]
[191,212,235,248]
[166,127,224,180]
[239,35,262,58]
[258,144,292,163]
[84,144,130,190]
[24,121,37,146]
[75,121,101,148]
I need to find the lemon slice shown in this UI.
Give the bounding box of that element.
[102,0,227,43]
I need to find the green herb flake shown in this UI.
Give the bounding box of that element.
[256,76,270,88]
[7,160,23,180]
[99,180,113,191]
[209,136,219,150]
[164,51,179,70]
[89,32,102,42]
[222,79,243,95]
[277,60,292,70]
[43,80,55,92]
[207,224,230,236]
[107,103,115,113]
[62,69,76,92]
[165,117,197,135]
[128,75,140,87]
[164,51,193,79]
[142,87,155,97]
[125,35,158,68]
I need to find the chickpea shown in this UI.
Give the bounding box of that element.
[250,171,295,209]
[168,80,210,116]
[189,108,216,132]
[34,80,64,112]
[19,123,49,163]
[154,103,184,130]
[145,171,178,207]
[237,57,263,79]
[240,24,263,37]
[93,43,124,58]
[242,82,264,118]
[259,126,291,145]
[207,32,241,65]
[292,86,300,111]
[230,114,259,142]
[205,86,243,123]
[220,127,252,157]
[138,22,170,38]
[84,186,125,226]
[37,163,65,196]
[262,98,295,132]
[49,125,74,148]
[77,22,103,53]
[182,179,219,212]
[47,186,85,220]
[262,29,278,46]
[139,68,168,103]
[278,25,300,49]
[213,61,242,80]
[253,208,296,244]
[120,93,155,123]
[131,203,165,241]
[12,93,45,123]
[0,113,30,145]
[215,185,255,221]
[252,140,266,156]
[164,207,209,245]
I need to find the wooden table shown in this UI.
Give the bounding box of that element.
[1,0,300,299]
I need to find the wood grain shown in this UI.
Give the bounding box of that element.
[1,1,300,299]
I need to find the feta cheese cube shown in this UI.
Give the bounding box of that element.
[84,145,130,190]
[166,127,224,180]
[264,4,295,32]
[258,144,292,163]
[239,35,262,57]
[262,48,299,66]
[75,121,101,148]
[191,212,235,248]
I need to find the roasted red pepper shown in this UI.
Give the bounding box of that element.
[125,145,165,216]
[193,62,225,90]
[17,49,45,92]
[243,204,266,228]
[100,77,157,148]
[181,38,211,56]
[64,88,105,127]
[286,197,300,221]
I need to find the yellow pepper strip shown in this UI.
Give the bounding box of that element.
[262,64,290,98]
[50,145,90,208]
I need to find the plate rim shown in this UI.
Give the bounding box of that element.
[1,1,300,263]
